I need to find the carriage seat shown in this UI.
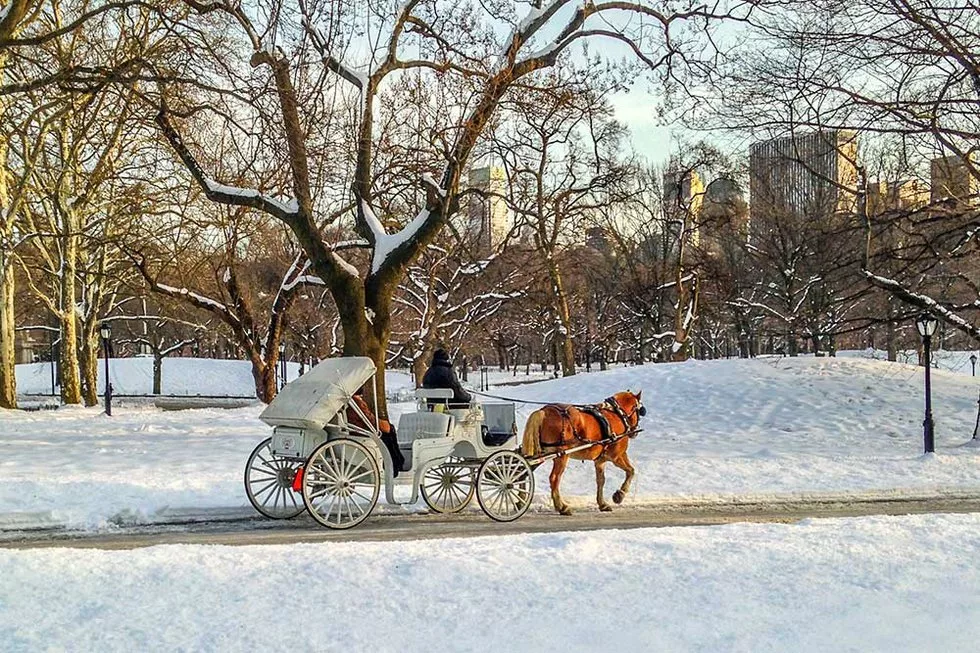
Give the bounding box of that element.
[396,411,453,446]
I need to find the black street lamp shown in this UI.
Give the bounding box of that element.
[99,321,113,416]
[279,341,287,389]
[971,354,980,441]
[915,313,938,453]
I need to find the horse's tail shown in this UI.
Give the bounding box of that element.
[521,410,545,457]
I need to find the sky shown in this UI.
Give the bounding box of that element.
[610,90,676,166]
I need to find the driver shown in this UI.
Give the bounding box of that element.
[422,348,472,409]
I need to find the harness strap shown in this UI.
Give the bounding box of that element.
[537,401,630,450]
[579,405,613,441]
[603,396,632,431]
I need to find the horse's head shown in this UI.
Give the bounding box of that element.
[610,390,646,427]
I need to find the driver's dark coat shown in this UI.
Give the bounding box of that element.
[421,357,472,405]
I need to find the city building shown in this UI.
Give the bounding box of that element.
[585,226,610,252]
[868,179,929,215]
[662,168,704,248]
[930,154,979,205]
[749,130,859,222]
[466,165,512,251]
[702,177,749,239]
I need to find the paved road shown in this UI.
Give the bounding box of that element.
[4,495,979,551]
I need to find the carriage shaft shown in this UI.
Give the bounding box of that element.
[527,429,642,463]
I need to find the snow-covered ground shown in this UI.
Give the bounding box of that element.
[1,355,978,530]
[2,514,978,652]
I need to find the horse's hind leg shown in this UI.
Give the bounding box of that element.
[611,451,636,505]
[550,456,572,515]
[595,459,613,512]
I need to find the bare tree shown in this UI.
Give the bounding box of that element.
[154,0,753,413]
[494,75,633,375]
[389,238,525,383]
[133,201,315,401]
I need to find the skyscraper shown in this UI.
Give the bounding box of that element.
[749,130,859,221]
[662,168,704,248]
[466,165,511,250]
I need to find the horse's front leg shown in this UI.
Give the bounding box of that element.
[595,458,613,512]
[550,455,572,515]
[611,451,636,505]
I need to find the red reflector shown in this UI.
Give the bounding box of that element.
[291,466,304,492]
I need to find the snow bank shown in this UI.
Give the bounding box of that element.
[1,514,979,652]
[1,356,979,530]
[15,358,302,397]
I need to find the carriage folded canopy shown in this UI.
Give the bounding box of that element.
[259,356,377,431]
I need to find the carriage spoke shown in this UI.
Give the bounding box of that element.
[421,461,474,514]
[251,478,279,498]
[438,484,455,508]
[347,468,375,484]
[476,451,533,522]
[301,440,379,529]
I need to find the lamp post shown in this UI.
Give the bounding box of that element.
[971,354,979,441]
[279,341,287,389]
[915,313,938,453]
[99,321,112,416]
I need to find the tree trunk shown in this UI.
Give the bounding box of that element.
[886,299,897,362]
[0,263,16,408]
[79,332,99,406]
[671,278,700,362]
[58,311,81,405]
[153,351,163,395]
[57,203,82,405]
[412,354,427,388]
[0,96,16,408]
[787,331,799,357]
[546,261,576,377]
[252,358,278,404]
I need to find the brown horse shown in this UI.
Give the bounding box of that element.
[521,391,645,515]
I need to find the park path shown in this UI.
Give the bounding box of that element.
[4,494,979,550]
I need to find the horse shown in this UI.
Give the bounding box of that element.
[521,391,646,515]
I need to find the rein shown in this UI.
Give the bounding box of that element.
[469,389,640,420]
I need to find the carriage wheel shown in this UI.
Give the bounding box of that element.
[421,457,475,514]
[244,438,306,519]
[476,450,535,522]
[302,438,380,530]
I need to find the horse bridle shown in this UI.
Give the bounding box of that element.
[604,393,646,429]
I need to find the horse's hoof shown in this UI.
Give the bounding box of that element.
[612,491,625,504]
[599,504,613,512]
[559,507,573,516]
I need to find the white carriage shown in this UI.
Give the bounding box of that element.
[243,356,535,529]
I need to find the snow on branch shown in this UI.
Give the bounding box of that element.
[863,270,980,341]
[300,7,368,90]
[155,109,299,222]
[361,200,433,274]
[155,282,233,316]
